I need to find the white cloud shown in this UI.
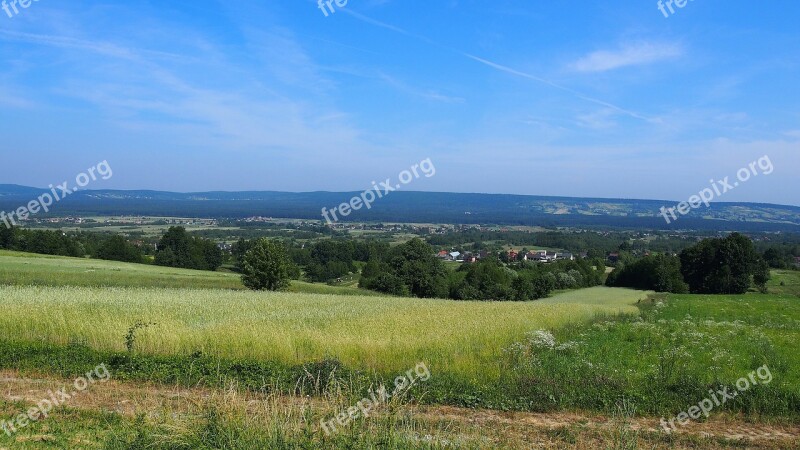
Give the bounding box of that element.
[570,42,683,73]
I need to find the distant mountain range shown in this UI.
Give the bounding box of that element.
[1,184,799,232]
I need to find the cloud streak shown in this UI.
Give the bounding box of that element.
[570,42,683,73]
[462,53,660,123]
[343,11,658,123]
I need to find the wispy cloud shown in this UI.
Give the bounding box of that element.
[570,42,683,73]
[0,29,186,62]
[463,53,660,123]
[1,26,361,152]
[342,11,658,123]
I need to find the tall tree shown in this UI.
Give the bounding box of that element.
[241,238,294,291]
[155,227,192,268]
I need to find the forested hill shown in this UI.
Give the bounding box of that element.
[1,184,799,231]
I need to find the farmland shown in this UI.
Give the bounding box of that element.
[0,283,644,379]
[0,250,381,296]
[1,252,799,448]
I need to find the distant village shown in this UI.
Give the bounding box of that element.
[437,249,578,263]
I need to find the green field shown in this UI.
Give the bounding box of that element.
[0,250,382,296]
[0,250,243,289]
[769,269,800,296]
[1,250,798,449]
[504,290,800,416]
[0,284,644,379]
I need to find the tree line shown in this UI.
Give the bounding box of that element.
[0,225,222,271]
[238,237,605,301]
[607,233,772,294]
[2,225,794,299]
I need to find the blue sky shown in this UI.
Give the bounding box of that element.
[1,0,798,205]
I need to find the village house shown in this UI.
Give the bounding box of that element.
[436,251,463,261]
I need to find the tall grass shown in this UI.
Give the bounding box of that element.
[0,285,644,380]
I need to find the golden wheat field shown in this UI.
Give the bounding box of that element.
[0,285,645,378]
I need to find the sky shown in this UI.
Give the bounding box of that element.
[0,0,798,205]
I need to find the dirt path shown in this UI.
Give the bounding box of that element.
[2,371,798,449]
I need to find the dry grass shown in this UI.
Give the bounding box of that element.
[1,371,797,449]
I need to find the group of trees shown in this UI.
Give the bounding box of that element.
[94,235,145,263]
[153,227,223,271]
[680,233,770,294]
[448,257,604,301]
[360,239,449,298]
[1,226,85,257]
[606,254,688,293]
[762,247,799,269]
[233,238,388,283]
[293,240,390,282]
[0,225,149,263]
[608,233,770,294]
[4,221,791,300]
[355,238,604,301]
[234,236,601,299]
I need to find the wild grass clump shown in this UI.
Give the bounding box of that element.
[100,384,464,450]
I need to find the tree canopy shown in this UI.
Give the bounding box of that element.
[679,233,769,294]
[241,238,294,291]
[154,226,223,271]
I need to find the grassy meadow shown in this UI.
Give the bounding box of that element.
[768,269,800,296]
[0,250,382,296]
[498,290,800,416]
[0,284,644,379]
[1,250,798,450]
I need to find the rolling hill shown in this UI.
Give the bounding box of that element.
[2,184,799,231]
